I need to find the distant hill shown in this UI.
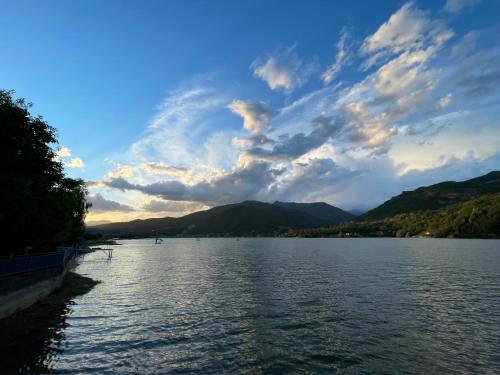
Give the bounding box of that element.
[289,193,500,239]
[284,171,500,239]
[89,200,353,237]
[85,220,112,227]
[359,171,500,220]
[273,201,354,223]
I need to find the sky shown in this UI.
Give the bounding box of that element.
[2,0,500,223]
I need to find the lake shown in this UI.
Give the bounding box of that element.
[6,238,500,373]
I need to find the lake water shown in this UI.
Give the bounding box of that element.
[8,238,500,373]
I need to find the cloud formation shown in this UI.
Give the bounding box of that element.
[228,100,278,133]
[332,2,455,148]
[246,115,345,160]
[129,84,228,171]
[65,157,85,168]
[232,134,275,150]
[56,147,71,158]
[454,49,500,97]
[140,162,188,176]
[55,146,85,168]
[252,46,312,92]
[88,193,135,212]
[442,0,480,14]
[360,2,452,68]
[105,161,279,205]
[270,158,359,203]
[322,27,351,84]
[91,1,500,221]
[434,93,453,110]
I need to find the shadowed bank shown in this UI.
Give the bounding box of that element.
[0,272,99,374]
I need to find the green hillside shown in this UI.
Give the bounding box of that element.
[273,201,354,223]
[291,193,500,238]
[359,171,500,220]
[91,172,500,239]
[283,171,500,239]
[89,200,351,237]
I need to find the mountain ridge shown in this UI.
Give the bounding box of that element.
[283,171,500,238]
[89,200,354,237]
[88,171,500,239]
[359,171,500,220]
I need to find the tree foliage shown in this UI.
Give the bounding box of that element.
[0,90,89,254]
[284,193,500,239]
[359,171,500,220]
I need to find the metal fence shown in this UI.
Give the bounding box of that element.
[0,246,74,277]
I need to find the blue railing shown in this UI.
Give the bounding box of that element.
[0,246,75,277]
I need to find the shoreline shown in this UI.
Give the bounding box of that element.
[0,271,100,373]
[108,236,499,240]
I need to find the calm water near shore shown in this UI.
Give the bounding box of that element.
[7,238,500,373]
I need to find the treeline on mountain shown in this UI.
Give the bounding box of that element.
[91,172,500,239]
[88,200,354,238]
[0,90,89,255]
[284,173,500,239]
[359,171,500,220]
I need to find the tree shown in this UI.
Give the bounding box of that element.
[0,90,89,254]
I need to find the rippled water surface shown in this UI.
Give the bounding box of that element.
[24,239,500,373]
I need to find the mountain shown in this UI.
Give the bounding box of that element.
[273,201,354,223]
[359,171,500,220]
[85,220,112,227]
[284,171,500,239]
[89,200,353,237]
[292,193,500,239]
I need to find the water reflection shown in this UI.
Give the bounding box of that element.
[1,303,68,373]
[0,272,98,374]
[3,239,500,373]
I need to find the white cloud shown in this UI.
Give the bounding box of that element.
[140,162,188,176]
[322,27,351,84]
[128,84,227,171]
[334,3,454,148]
[93,2,500,219]
[269,158,358,203]
[105,164,134,179]
[56,146,86,169]
[56,147,71,158]
[203,131,240,171]
[344,101,398,148]
[105,161,279,205]
[228,100,278,133]
[390,108,500,173]
[360,2,452,68]
[442,0,481,14]
[361,3,429,60]
[434,93,453,110]
[65,157,85,168]
[252,46,312,92]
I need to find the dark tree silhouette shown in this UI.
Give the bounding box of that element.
[0,90,89,255]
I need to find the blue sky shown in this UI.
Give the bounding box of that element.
[2,0,499,222]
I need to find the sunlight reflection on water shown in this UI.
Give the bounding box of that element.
[17,238,500,373]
